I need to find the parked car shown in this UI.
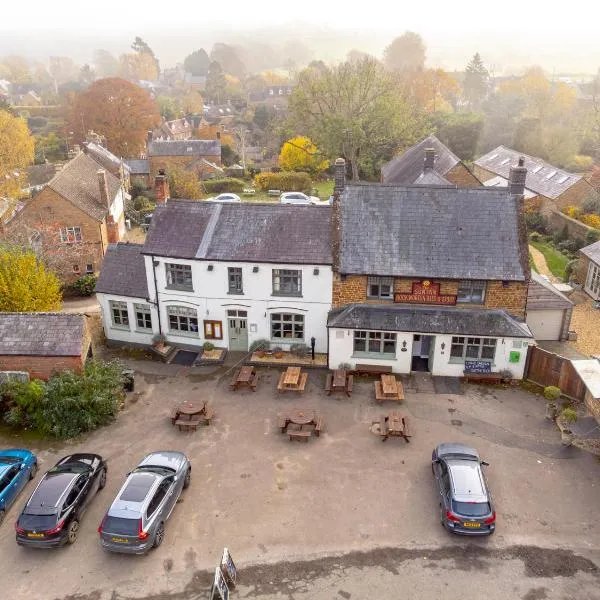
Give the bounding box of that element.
[15,453,107,547]
[98,451,191,554]
[431,443,496,535]
[280,192,320,205]
[0,449,37,526]
[207,193,241,203]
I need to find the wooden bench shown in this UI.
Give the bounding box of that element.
[297,372,308,392]
[379,415,389,440]
[462,372,502,384]
[314,416,324,436]
[228,372,239,388]
[170,409,179,425]
[278,414,288,432]
[354,363,393,376]
[325,373,333,394]
[288,430,311,442]
[203,407,214,425]
[276,372,286,392]
[249,372,259,390]
[347,375,354,395]
[402,415,412,439]
[175,417,203,431]
[268,189,281,197]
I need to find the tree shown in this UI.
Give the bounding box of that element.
[184,49,210,76]
[434,112,484,160]
[168,168,202,199]
[0,109,35,200]
[93,49,119,77]
[180,91,204,115]
[0,245,61,312]
[49,56,79,85]
[210,43,246,79]
[411,69,460,113]
[156,95,180,121]
[131,36,159,76]
[253,104,273,130]
[35,132,66,163]
[205,61,227,103]
[67,78,160,156]
[118,52,158,81]
[0,55,31,84]
[78,64,95,86]
[383,32,426,73]
[221,144,240,167]
[279,136,329,175]
[463,53,489,108]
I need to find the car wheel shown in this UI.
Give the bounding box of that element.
[439,504,446,528]
[66,520,80,544]
[0,510,5,526]
[29,463,38,479]
[98,468,107,490]
[153,523,165,548]
[183,468,191,489]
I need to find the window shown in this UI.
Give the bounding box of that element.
[272,269,302,296]
[110,300,129,328]
[588,263,600,297]
[0,466,19,493]
[353,331,396,356]
[165,263,193,290]
[72,264,80,273]
[146,479,172,518]
[167,306,198,334]
[134,303,152,331]
[367,277,393,299]
[60,226,82,243]
[86,263,94,274]
[204,320,223,340]
[271,313,304,340]
[228,267,243,294]
[450,337,497,361]
[457,280,486,304]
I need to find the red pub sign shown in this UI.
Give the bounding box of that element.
[394,280,457,305]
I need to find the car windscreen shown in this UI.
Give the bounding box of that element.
[103,516,139,536]
[452,500,491,517]
[0,456,20,464]
[19,513,58,531]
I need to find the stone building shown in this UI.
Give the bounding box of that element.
[147,135,221,179]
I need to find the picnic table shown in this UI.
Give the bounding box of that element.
[325,368,354,397]
[230,366,259,391]
[277,367,308,393]
[374,374,405,402]
[278,408,323,441]
[170,401,214,431]
[374,410,411,442]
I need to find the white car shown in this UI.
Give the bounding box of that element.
[208,193,241,203]
[279,192,320,205]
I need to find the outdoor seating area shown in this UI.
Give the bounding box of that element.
[374,374,405,402]
[325,368,354,397]
[373,411,412,442]
[278,408,324,441]
[170,401,214,431]
[277,367,308,393]
[230,366,259,391]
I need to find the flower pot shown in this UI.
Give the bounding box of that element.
[274,352,284,359]
[256,351,266,358]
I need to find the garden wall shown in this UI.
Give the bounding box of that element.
[547,210,595,240]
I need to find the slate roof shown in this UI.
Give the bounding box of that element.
[95,243,149,298]
[474,146,585,199]
[527,272,573,310]
[338,183,527,281]
[46,153,121,222]
[381,135,461,184]
[413,170,453,186]
[483,175,537,199]
[26,163,56,187]
[83,142,130,177]
[0,313,87,356]
[580,240,600,265]
[125,159,150,175]
[148,139,221,157]
[327,304,532,338]
[143,200,332,264]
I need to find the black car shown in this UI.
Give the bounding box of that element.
[15,454,107,547]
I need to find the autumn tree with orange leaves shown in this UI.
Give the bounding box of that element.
[68,78,160,157]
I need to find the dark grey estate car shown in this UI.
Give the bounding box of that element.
[99,451,190,554]
[431,443,496,535]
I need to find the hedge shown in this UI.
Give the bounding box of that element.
[253,172,312,193]
[203,178,246,194]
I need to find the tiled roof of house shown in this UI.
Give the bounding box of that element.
[83,142,130,177]
[96,243,149,298]
[580,240,600,264]
[483,175,537,199]
[0,313,87,356]
[125,159,150,175]
[26,163,56,187]
[327,304,532,338]
[474,146,584,199]
[381,135,462,184]
[339,183,528,281]
[143,201,332,264]
[46,153,121,222]
[413,169,453,186]
[148,139,221,157]
[526,272,573,310]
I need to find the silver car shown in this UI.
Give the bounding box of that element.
[98,451,191,554]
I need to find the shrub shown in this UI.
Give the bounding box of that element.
[557,239,579,253]
[552,225,569,245]
[565,259,579,282]
[581,214,600,230]
[581,196,600,216]
[203,341,215,351]
[543,386,561,401]
[289,343,310,357]
[253,171,312,193]
[152,333,166,346]
[561,407,578,423]
[2,379,46,430]
[525,212,547,233]
[272,346,283,353]
[202,178,246,194]
[249,339,270,352]
[72,274,97,296]
[585,229,600,245]
[529,232,541,242]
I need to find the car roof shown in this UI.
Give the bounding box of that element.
[26,471,79,512]
[436,443,480,461]
[137,451,184,472]
[447,459,488,503]
[109,471,161,518]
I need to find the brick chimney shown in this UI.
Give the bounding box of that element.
[97,169,110,210]
[155,169,170,204]
[424,148,435,171]
[106,215,119,244]
[333,157,346,197]
[509,157,527,197]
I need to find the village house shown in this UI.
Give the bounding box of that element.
[82,141,131,191]
[0,313,92,380]
[578,239,600,300]
[525,272,573,341]
[125,159,151,189]
[153,118,193,141]
[381,135,481,187]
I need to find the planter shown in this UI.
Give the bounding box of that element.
[274,352,284,359]
[545,402,558,421]
[561,429,574,446]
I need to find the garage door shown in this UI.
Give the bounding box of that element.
[526,309,563,341]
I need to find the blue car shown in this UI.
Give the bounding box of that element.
[0,449,38,525]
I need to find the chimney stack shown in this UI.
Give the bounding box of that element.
[424,148,435,171]
[147,130,153,144]
[97,169,110,210]
[508,156,527,198]
[106,215,119,244]
[155,169,170,204]
[334,158,346,197]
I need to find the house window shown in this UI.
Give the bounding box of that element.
[109,300,129,328]
[457,280,486,304]
[271,313,304,340]
[204,320,223,340]
[134,303,152,330]
[588,263,600,297]
[165,263,193,290]
[367,277,393,299]
[86,263,94,274]
[60,226,82,243]
[450,336,497,361]
[228,267,243,294]
[72,264,80,273]
[167,306,199,334]
[353,331,396,356]
[272,269,302,296]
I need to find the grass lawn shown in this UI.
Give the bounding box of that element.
[202,180,335,204]
[530,239,569,280]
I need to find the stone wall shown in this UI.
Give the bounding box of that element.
[577,253,591,286]
[0,355,85,380]
[547,210,596,241]
[485,280,528,318]
[553,178,594,211]
[332,274,367,307]
[584,389,600,425]
[445,164,482,188]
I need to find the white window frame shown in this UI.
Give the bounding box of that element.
[457,280,486,304]
[272,269,302,297]
[60,226,82,243]
[450,336,496,361]
[228,267,243,294]
[109,300,129,329]
[165,263,193,291]
[167,306,199,336]
[353,330,396,357]
[271,313,304,341]
[367,277,393,300]
[134,303,153,331]
[587,263,600,298]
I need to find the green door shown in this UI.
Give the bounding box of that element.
[227,310,248,351]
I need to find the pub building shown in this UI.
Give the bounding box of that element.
[326,157,534,378]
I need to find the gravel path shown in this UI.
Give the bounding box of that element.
[569,290,600,356]
[529,244,560,283]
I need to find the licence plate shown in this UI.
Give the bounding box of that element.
[111,537,129,543]
[463,522,481,528]
[27,533,45,538]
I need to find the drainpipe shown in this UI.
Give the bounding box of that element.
[149,254,162,335]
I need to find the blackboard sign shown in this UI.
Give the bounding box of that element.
[464,360,492,374]
[221,547,237,587]
[209,567,229,600]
